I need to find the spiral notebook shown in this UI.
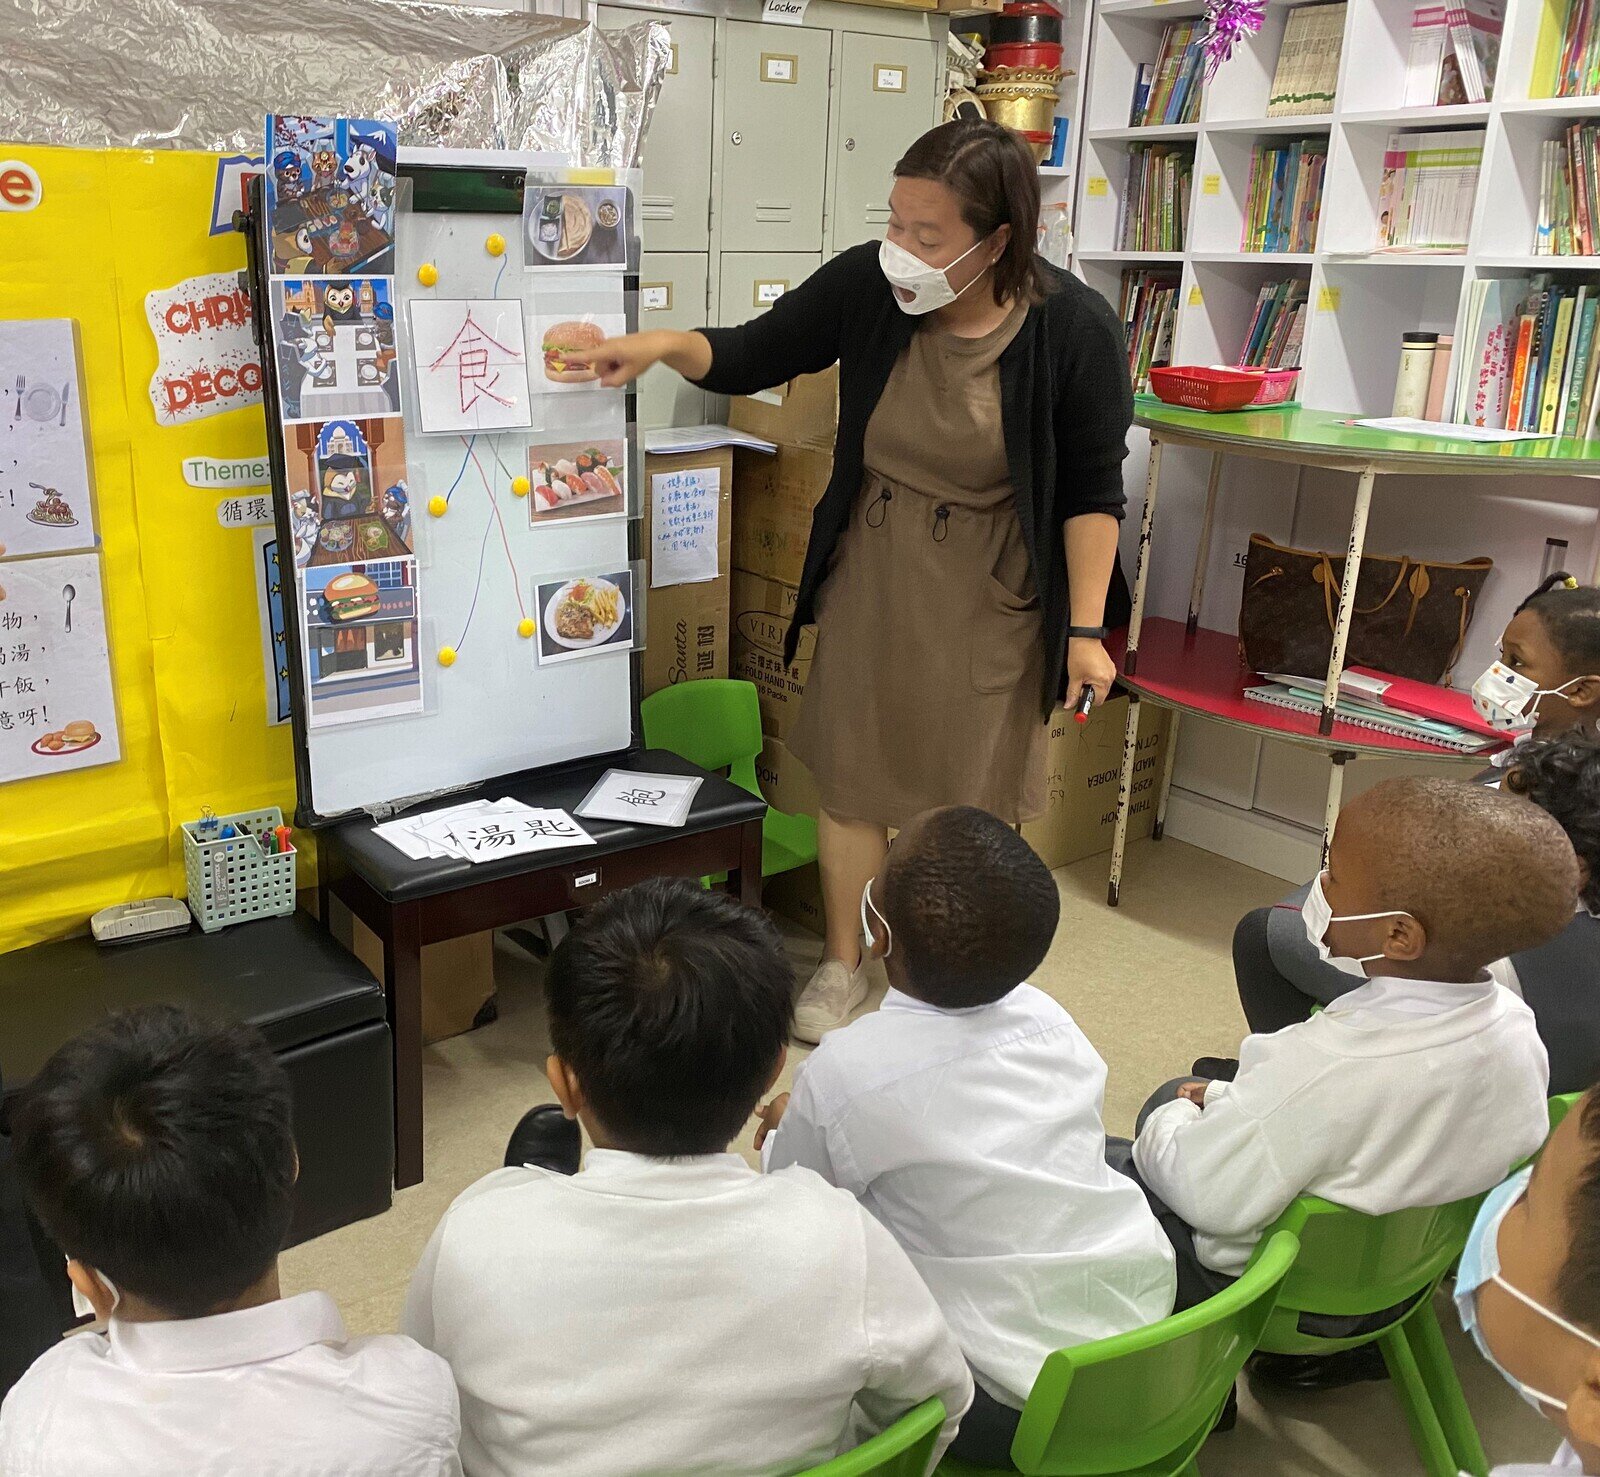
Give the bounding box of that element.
[1243,682,1500,751]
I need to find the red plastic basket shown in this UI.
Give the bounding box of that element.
[1148,365,1299,412]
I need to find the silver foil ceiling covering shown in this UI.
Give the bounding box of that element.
[1,0,670,167]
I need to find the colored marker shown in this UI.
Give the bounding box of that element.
[1073,685,1097,725]
[275,825,293,854]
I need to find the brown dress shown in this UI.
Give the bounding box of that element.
[789,299,1049,829]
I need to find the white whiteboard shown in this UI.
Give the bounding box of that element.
[302,201,634,819]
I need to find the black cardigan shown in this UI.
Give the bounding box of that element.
[698,242,1134,719]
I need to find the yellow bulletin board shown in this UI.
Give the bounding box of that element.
[1,144,303,950]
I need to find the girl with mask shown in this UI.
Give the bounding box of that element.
[1226,576,1600,1076]
[1457,1090,1600,1473]
[571,120,1132,1042]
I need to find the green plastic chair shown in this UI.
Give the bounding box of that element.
[798,1398,947,1477]
[1549,1091,1583,1134]
[640,679,818,879]
[937,1229,1300,1476]
[1249,1195,1488,1477]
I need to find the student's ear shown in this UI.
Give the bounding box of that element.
[1566,674,1600,714]
[66,1260,116,1324]
[546,1054,584,1121]
[763,1045,788,1097]
[1563,1352,1600,1454]
[1384,912,1427,963]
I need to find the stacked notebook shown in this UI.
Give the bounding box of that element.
[1374,129,1485,252]
[1402,0,1504,105]
[1246,669,1502,751]
[1266,3,1346,117]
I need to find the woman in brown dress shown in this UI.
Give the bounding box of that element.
[573,120,1133,1042]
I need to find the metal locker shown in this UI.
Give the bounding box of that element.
[599,7,715,253]
[832,32,937,256]
[637,252,710,429]
[720,21,833,254]
[717,253,821,328]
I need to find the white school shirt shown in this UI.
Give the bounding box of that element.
[402,1152,973,1477]
[763,984,1177,1408]
[1134,974,1550,1277]
[0,1291,462,1477]
[1489,1444,1583,1474]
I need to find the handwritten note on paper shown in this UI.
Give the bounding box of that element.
[651,465,721,589]
[0,553,120,785]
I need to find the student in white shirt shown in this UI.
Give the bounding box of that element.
[1456,1088,1600,1475]
[0,1005,462,1477]
[403,877,972,1477]
[1124,778,1571,1379]
[758,806,1176,1468]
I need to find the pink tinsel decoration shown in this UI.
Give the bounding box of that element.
[1202,0,1267,77]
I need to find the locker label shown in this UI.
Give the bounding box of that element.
[754,280,790,306]
[1187,285,1203,306]
[761,0,809,24]
[761,52,798,84]
[874,65,907,93]
[1086,176,1109,197]
[641,283,673,312]
[1316,286,1341,313]
[1202,173,1220,195]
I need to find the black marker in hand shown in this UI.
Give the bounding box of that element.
[1073,684,1096,726]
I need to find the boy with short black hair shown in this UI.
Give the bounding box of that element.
[760,807,1176,1468]
[404,877,971,1477]
[0,1005,461,1477]
[1457,1088,1600,1474]
[1132,778,1570,1323]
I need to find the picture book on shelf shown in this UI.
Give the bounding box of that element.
[1133,21,1205,127]
[1532,0,1599,99]
[1120,144,1192,252]
[1374,129,1483,251]
[1535,125,1600,256]
[1403,0,1503,104]
[1266,3,1345,117]
[1119,269,1180,391]
[1237,279,1309,369]
[1243,139,1326,253]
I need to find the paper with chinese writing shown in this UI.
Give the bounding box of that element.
[0,553,120,784]
[372,798,594,862]
[577,769,703,829]
[408,299,533,434]
[299,558,424,728]
[650,465,721,588]
[0,320,97,558]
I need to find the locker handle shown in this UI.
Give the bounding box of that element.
[754,201,794,224]
[864,206,890,224]
[642,194,676,220]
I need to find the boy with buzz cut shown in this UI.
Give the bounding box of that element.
[1128,778,1571,1350]
[403,876,972,1477]
[759,807,1177,1469]
[0,1005,462,1477]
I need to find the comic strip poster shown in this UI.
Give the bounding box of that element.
[283,418,411,569]
[263,116,396,276]
[272,277,399,423]
[299,558,422,727]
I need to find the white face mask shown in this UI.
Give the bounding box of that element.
[1472,660,1593,734]
[1300,871,1411,978]
[861,878,893,959]
[879,236,989,316]
[1456,1167,1600,1414]
[67,1258,121,1321]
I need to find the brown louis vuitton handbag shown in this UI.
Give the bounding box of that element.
[1238,533,1493,684]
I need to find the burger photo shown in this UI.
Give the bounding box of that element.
[542,320,603,383]
[322,571,382,623]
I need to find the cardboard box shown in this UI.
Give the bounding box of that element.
[764,862,824,936]
[756,733,820,818]
[731,443,831,588]
[1021,694,1172,871]
[728,366,838,454]
[731,569,812,740]
[642,448,734,695]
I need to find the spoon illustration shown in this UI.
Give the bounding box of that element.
[62,583,76,633]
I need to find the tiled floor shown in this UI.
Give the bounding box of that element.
[282,836,1559,1473]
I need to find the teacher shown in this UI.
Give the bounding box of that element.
[576,119,1133,1040]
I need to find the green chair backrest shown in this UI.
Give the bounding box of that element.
[640,679,764,798]
[1007,1230,1299,1474]
[1255,1195,1481,1321]
[1550,1092,1583,1134]
[799,1398,946,1477]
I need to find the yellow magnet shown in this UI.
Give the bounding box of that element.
[428,494,448,517]
[485,232,506,257]
[511,474,531,497]
[417,262,439,287]
[517,617,536,638]
[437,645,457,667]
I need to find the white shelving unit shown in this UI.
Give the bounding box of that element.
[1038,0,1096,244]
[1071,0,1600,415]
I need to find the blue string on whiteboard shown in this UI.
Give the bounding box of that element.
[449,437,528,655]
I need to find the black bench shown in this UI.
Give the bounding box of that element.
[0,910,394,1252]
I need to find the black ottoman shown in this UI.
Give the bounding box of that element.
[0,910,394,1250]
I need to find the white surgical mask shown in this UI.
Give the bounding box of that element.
[861,879,893,959]
[1300,871,1411,978]
[1456,1167,1600,1414]
[1472,660,1593,734]
[67,1258,121,1321]
[879,236,988,316]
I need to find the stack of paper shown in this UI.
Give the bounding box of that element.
[577,770,704,829]
[373,798,594,863]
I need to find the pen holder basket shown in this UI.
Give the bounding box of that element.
[181,806,297,934]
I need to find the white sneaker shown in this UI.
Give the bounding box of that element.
[793,959,870,1044]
